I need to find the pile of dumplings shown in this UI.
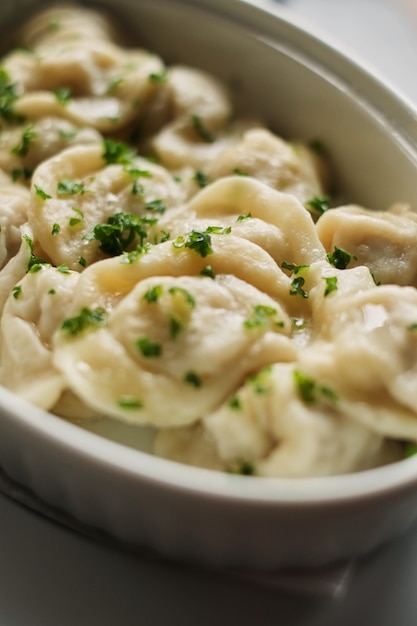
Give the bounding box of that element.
[1,4,417,478]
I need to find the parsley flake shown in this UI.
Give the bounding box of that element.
[289,276,309,298]
[118,395,143,410]
[324,276,338,296]
[102,138,136,165]
[61,307,106,336]
[11,123,37,157]
[294,369,338,404]
[136,336,162,358]
[57,180,87,196]
[34,185,52,200]
[173,230,213,258]
[87,212,156,256]
[184,371,202,388]
[12,285,22,299]
[200,265,216,279]
[54,86,72,105]
[143,284,163,303]
[305,195,331,215]
[191,114,215,143]
[327,246,355,270]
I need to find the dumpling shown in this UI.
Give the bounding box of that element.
[154,362,401,477]
[28,143,186,270]
[0,263,79,409]
[206,128,327,204]
[316,203,417,286]
[53,273,296,426]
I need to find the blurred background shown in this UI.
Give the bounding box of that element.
[273,0,417,105]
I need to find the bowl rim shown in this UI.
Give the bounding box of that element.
[3,385,417,507]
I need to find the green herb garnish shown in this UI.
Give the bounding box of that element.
[184,370,202,388]
[324,276,338,296]
[305,195,331,215]
[327,246,355,270]
[136,336,162,358]
[173,229,213,258]
[289,276,309,298]
[191,114,215,143]
[61,307,106,335]
[54,86,72,105]
[11,123,37,157]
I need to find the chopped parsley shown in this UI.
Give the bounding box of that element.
[323,276,338,296]
[233,167,249,176]
[78,256,87,268]
[68,207,84,227]
[305,195,331,215]
[61,307,106,336]
[149,70,168,84]
[145,198,166,214]
[243,304,283,330]
[23,234,48,272]
[0,68,22,121]
[294,369,338,405]
[228,395,242,410]
[34,185,52,200]
[143,284,163,303]
[169,315,182,339]
[57,179,87,196]
[87,212,156,256]
[281,261,309,275]
[11,123,37,157]
[289,276,309,298]
[173,229,213,258]
[200,265,215,279]
[12,167,33,182]
[327,246,355,270]
[12,285,22,299]
[184,371,202,388]
[247,366,272,395]
[51,223,61,236]
[191,114,215,143]
[407,322,417,332]
[117,395,143,410]
[102,138,136,165]
[193,170,209,188]
[236,212,252,221]
[119,244,151,264]
[168,286,196,308]
[136,336,162,358]
[226,461,255,476]
[58,128,77,140]
[54,86,72,105]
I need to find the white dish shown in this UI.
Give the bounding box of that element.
[1,0,417,570]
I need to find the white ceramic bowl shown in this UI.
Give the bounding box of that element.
[1,0,417,570]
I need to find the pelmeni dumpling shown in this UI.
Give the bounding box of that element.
[206,128,327,204]
[66,232,293,315]
[28,143,186,270]
[0,264,79,409]
[16,5,118,49]
[0,115,102,180]
[0,183,30,269]
[316,203,417,287]
[53,273,296,426]
[5,36,166,133]
[155,362,401,477]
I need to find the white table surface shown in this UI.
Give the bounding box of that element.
[2,2,417,624]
